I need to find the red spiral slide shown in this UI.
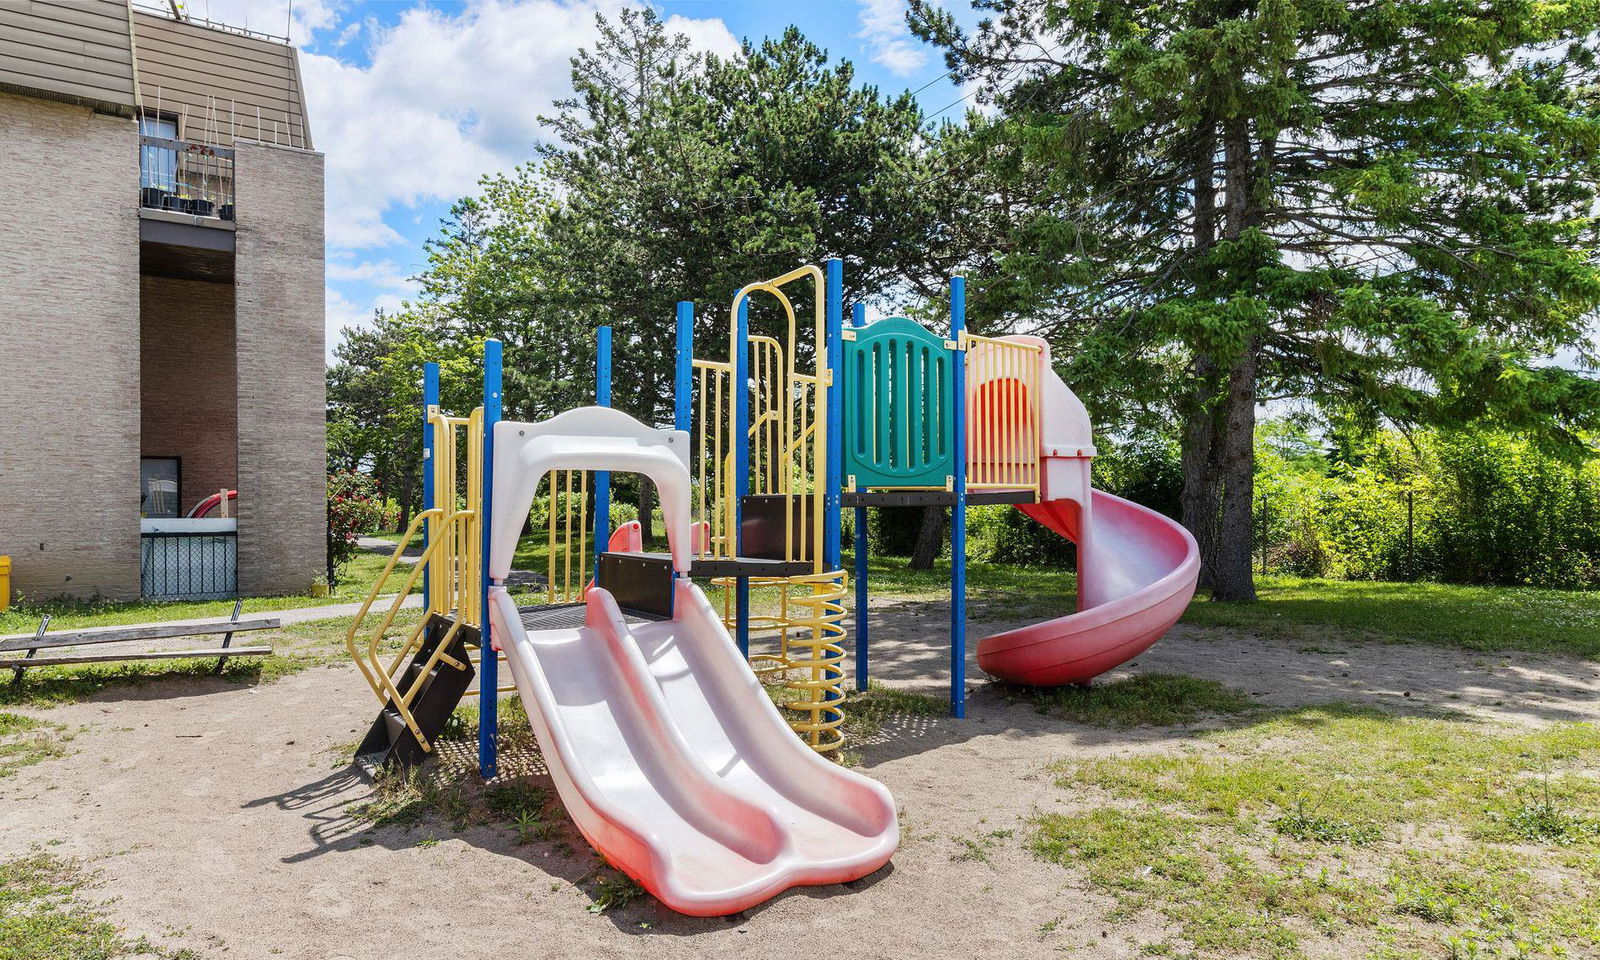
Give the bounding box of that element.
[965,338,1200,687]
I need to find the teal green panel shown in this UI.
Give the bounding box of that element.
[841,316,955,489]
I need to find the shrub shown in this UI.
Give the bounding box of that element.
[327,471,389,589]
[1253,425,1600,589]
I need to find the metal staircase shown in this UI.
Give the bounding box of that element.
[346,406,484,769]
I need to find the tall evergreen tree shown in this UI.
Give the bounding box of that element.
[537,10,950,528]
[913,0,1600,598]
[538,12,950,421]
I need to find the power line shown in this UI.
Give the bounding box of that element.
[908,65,957,99]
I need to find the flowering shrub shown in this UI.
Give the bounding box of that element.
[327,471,391,589]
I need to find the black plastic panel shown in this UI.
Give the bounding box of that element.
[356,613,476,770]
[739,494,816,561]
[597,552,675,619]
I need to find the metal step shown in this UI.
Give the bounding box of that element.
[355,614,478,771]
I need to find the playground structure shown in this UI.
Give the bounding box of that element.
[345,259,1199,914]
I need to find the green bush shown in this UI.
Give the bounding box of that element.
[1092,433,1184,520]
[968,503,1076,565]
[1255,426,1600,589]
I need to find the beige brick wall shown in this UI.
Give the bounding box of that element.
[0,93,141,602]
[232,140,326,595]
[139,275,238,512]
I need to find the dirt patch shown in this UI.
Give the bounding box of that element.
[1,604,1596,959]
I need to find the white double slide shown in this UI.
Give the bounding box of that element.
[486,408,897,916]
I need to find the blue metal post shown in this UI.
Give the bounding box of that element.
[949,278,967,719]
[674,303,693,433]
[824,259,844,570]
[734,296,751,658]
[673,303,694,621]
[850,302,870,693]
[478,339,502,779]
[823,259,846,703]
[594,326,612,571]
[422,363,439,600]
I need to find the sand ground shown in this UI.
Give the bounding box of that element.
[3,600,1597,960]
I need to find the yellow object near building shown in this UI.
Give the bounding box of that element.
[0,555,10,612]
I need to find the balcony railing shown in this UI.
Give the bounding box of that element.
[139,134,235,221]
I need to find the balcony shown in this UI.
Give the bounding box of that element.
[139,133,234,221]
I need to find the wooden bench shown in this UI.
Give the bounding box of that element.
[0,601,278,680]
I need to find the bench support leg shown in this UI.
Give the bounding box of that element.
[214,600,243,674]
[11,615,50,684]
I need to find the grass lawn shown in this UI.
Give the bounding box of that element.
[1184,576,1600,659]
[845,552,1600,660]
[0,609,420,710]
[0,851,197,959]
[0,537,418,636]
[1029,704,1600,959]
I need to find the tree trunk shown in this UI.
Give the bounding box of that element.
[1181,344,1259,602]
[908,505,946,570]
[1213,344,1258,600]
[638,475,656,543]
[393,474,414,534]
[1177,116,1261,602]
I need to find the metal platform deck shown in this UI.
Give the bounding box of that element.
[514,601,668,629]
[841,488,1038,507]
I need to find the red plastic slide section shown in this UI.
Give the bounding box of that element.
[185,489,237,519]
[976,488,1199,686]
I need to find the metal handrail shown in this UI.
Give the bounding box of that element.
[344,406,483,755]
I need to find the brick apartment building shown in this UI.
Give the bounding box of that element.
[0,0,326,601]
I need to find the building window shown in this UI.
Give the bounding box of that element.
[139,115,178,193]
[141,457,181,518]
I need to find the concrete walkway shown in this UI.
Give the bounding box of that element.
[356,535,422,562]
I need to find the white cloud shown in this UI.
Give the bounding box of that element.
[325,257,418,291]
[856,0,927,76]
[325,286,406,358]
[324,286,372,348]
[298,0,739,253]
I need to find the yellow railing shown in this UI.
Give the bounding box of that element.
[346,406,483,754]
[692,357,735,559]
[541,470,592,605]
[962,333,1043,494]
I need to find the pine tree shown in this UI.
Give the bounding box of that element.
[913,0,1600,599]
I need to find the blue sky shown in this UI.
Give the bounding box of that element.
[205,0,977,358]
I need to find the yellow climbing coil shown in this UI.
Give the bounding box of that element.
[777,572,848,752]
[715,572,846,753]
[346,406,483,752]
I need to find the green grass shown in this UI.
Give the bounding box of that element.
[584,874,645,913]
[1184,575,1600,658]
[844,550,1078,609]
[0,853,187,959]
[0,546,416,636]
[951,827,1015,863]
[1005,673,1260,728]
[508,535,1600,660]
[839,681,945,738]
[350,697,551,837]
[0,713,72,778]
[0,610,413,709]
[848,554,1600,661]
[1029,704,1600,958]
